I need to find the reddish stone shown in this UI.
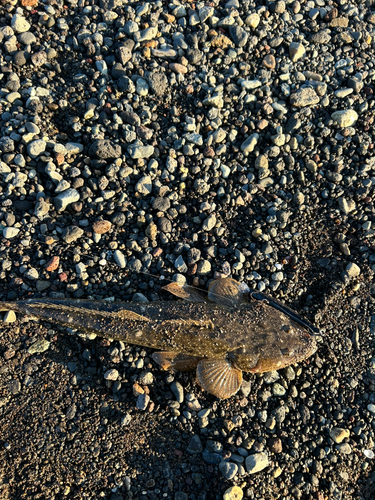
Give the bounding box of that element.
[324,7,338,21]
[203,146,215,158]
[92,220,112,234]
[152,247,163,257]
[45,256,60,272]
[55,153,64,165]
[59,272,68,281]
[262,54,276,69]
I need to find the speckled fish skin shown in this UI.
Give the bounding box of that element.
[0,278,318,398]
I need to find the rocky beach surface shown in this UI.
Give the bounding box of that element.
[0,0,375,499]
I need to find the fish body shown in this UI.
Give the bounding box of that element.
[0,278,318,399]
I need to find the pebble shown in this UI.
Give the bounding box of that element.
[331,110,358,128]
[345,263,361,277]
[92,220,112,234]
[104,369,119,381]
[136,393,150,411]
[54,189,80,211]
[128,145,154,159]
[27,139,46,158]
[289,42,305,62]
[113,250,127,269]
[3,227,20,239]
[3,311,17,323]
[171,381,184,403]
[241,133,259,153]
[62,226,84,244]
[329,428,350,444]
[290,88,320,107]
[223,486,243,500]
[135,175,152,196]
[27,339,50,354]
[245,453,269,474]
[11,14,31,33]
[219,461,238,480]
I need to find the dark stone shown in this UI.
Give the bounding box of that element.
[116,46,132,65]
[185,48,203,64]
[13,200,33,212]
[13,50,29,66]
[111,212,126,226]
[147,72,168,95]
[229,25,249,47]
[111,63,126,79]
[120,110,141,126]
[153,197,171,212]
[187,248,201,265]
[88,139,122,160]
[285,114,302,133]
[186,435,203,454]
[117,75,134,93]
[158,217,172,233]
[0,137,15,153]
[310,30,331,44]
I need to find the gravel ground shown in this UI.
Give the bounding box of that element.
[1,0,375,499]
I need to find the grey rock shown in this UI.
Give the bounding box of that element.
[219,461,238,479]
[54,188,80,211]
[241,133,259,153]
[153,197,171,212]
[3,227,20,239]
[89,139,122,159]
[135,175,152,195]
[290,88,320,107]
[310,30,331,44]
[187,436,203,455]
[229,25,248,47]
[171,381,184,403]
[28,339,50,354]
[34,200,50,219]
[245,453,269,473]
[345,262,361,277]
[0,137,15,153]
[136,393,150,410]
[27,139,46,158]
[158,217,172,233]
[113,250,127,268]
[62,226,84,244]
[121,110,140,126]
[117,76,135,93]
[147,72,168,95]
[127,145,154,159]
[202,213,216,231]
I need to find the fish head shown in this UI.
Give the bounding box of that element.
[229,317,318,374]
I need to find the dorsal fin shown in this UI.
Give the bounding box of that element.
[208,278,250,308]
[162,282,208,302]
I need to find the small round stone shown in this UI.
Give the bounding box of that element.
[92,220,112,234]
[223,486,243,500]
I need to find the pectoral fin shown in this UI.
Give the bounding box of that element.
[162,282,208,303]
[152,351,203,371]
[208,278,250,308]
[196,358,243,399]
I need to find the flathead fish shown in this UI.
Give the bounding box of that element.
[0,278,318,399]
